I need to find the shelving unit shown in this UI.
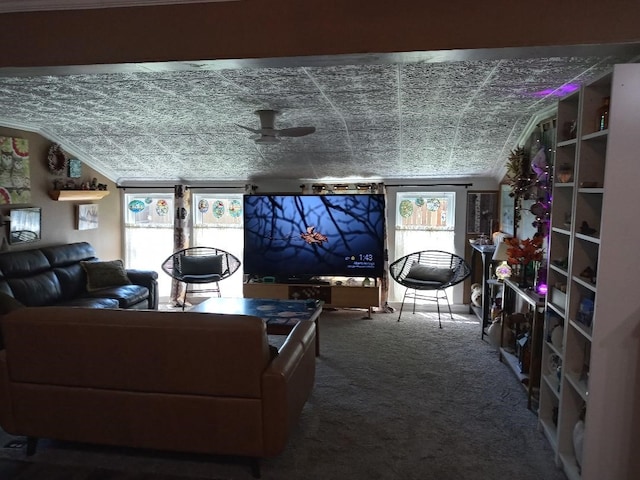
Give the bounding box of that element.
[499,278,545,410]
[540,64,640,480]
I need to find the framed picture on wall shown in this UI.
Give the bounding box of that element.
[68,158,82,178]
[9,207,41,245]
[466,191,498,235]
[499,184,515,236]
[77,204,99,230]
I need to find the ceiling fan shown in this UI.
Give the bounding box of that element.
[236,109,316,144]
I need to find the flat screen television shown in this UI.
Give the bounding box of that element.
[243,194,386,280]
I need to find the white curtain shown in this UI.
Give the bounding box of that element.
[192,226,244,298]
[171,185,191,305]
[390,230,455,302]
[123,191,175,303]
[191,192,244,298]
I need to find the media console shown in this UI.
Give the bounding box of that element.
[243,281,381,317]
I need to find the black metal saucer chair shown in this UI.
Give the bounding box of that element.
[161,246,241,310]
[390,250,471,328]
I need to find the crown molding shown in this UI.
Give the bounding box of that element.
[0,0,239,13]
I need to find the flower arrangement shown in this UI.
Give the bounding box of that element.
[505,236,544,266]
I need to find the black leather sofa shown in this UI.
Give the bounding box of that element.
[0,242,158,310]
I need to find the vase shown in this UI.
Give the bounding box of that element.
[515,262,538,288]
[517,263,532,288]
[514,263,528,288]
[519,265,527,287]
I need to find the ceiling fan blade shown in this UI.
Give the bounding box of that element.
[240,110,315,142]
[236,124,262,135]
[277,126,316,137]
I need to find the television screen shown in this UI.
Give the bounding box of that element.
[243,194,386,280]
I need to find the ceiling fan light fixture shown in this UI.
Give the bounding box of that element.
[237,109,316,143]
[254,136,280,144]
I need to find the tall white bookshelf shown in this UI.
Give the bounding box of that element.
[540,64,640,480]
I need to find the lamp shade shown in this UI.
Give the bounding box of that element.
[492,241,510,262]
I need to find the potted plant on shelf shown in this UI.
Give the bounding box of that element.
[505,236,544,288]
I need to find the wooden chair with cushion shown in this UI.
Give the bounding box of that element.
[161,247,241,310]
[390,250,471,328]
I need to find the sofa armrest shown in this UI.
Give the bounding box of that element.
[126,269,159,310]
[261,321,316,456]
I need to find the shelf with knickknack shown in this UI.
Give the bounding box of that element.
[49,176,110,202]
[46,143,110,202]
[540,64,640,480]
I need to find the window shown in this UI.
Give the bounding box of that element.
[396,192,455,231]
[123,192,175,300]
[391,192,456,302]
[192,193,244,297]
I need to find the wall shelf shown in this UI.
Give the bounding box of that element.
[48,190,110,201]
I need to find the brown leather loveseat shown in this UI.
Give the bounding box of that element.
[0,306,316,477]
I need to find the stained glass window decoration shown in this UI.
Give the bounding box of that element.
[399,199,414,218]
[213,200,225,218]
[198,199,209,213]
[229,199,242,217]
[128,200,145,213]
[155,199,169,216]
[193,194,243,228]
[426,198,441,211]
[396,192,455,230]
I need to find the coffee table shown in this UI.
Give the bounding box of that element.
[190,297,322,356]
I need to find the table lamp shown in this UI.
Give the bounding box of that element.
[492,241,511,280]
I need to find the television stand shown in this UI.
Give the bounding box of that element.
[276,277,330,285]
[243,280,381,318]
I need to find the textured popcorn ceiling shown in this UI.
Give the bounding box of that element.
[0,47,638,186]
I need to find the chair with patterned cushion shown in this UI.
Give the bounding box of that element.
[390,250,471,328]
[161,247,241,310]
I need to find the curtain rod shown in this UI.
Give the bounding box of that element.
[117,185,245,190]
[118,183,473,189]
[385,183,473,188]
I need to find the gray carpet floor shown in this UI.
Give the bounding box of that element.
[0,307,566,480]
